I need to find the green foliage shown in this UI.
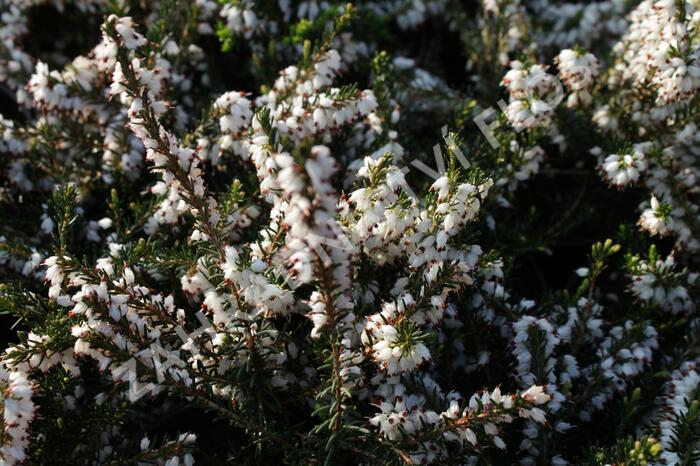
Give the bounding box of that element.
[583,436,662,466]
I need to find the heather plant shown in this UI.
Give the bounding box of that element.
[0,1,699,465]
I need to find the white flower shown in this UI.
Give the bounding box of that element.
[493,435,506,449]
[221,5,258,39]
[639,195,670,236]
[556,49,599,92]
[601,150,646,187]
[370,322,430,375]
[592,105,618,131]
[629,256,694,314]
[505,99,553,130]
[0,368,36,465]
[521,385,551,405]
[113,16,147,50]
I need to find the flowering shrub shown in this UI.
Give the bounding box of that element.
[0,0,699,464]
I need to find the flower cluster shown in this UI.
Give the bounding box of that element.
[555,48,599,107]
[599,144,648,187]
[0,368,35,464]
[0,1,699,465]
[501,61,560,130]
[656,361,700,465]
